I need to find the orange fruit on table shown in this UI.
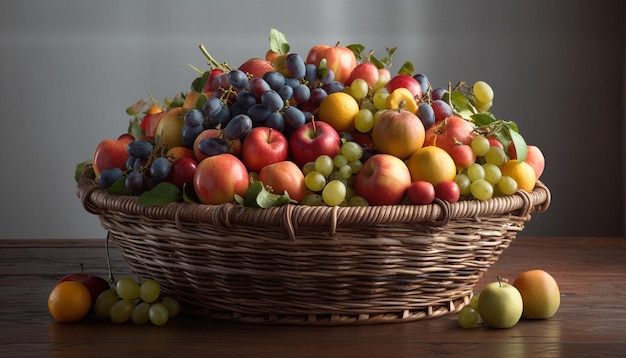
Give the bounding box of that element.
[406,145,457,185]
[48,281,92,323]
[317,92,359,132]
[513,269,561,319]
[500,159,537,192]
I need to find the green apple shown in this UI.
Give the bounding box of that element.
[477,277,523,329]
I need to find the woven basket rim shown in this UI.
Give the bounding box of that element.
[77,165,551,241]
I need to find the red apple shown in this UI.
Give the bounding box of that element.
[238,58,274,78]
[305,44,330,65]
[344,62,379,87]
[242,127,289,173]
[385,74,422,99]
[372,108,425,160]
[507,144,545,180]
[289,121,342,167]
[92,134,133,177]
[57,267,110,310]
[203,68,225,92]
[168,156,198,189]
[305,44,357,84]
[435,180,460,203]
[194,153,249,205]
[354,154,412,205]
[258,161,307,202]
[424,116,476,153]
[141,111,165,138]
[407,181,435,205]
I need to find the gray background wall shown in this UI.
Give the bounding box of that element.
[0,0,624,239]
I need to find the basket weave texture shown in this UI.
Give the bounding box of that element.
[77,167,550,325]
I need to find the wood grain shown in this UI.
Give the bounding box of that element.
[0,236,624,357]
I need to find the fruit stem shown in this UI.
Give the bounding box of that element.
[497,275,502,287]
[198,45,231,71]
[267,128,273,144]
[80,263,85,279]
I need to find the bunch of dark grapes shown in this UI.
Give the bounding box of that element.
[97,140,172,194]
[182,53,348,158]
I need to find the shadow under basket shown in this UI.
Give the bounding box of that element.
[77,166,551,326]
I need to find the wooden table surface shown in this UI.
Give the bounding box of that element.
[1,236,625,357]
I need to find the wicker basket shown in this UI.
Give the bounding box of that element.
[77,166,550,325]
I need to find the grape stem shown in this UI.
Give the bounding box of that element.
[198,45,231,71]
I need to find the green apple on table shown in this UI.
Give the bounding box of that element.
[477,276,524,329]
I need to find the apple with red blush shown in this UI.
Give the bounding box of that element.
[193,153,249,205]
[385,74,422,99]
[238,58,274,78]
[92,134,133,177]
[258,161,307,202]
[344,62,379,87]
[289,120,342,167]
[57,265,111,310]
[305,44,357,83]
[242,126,289,173]
[354,154,412,205]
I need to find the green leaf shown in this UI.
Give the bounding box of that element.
[182,183,200,204]
[137,182,182,206]
[508,128,528,162]
[107,177,132,195]
[347,43,365,61]
[237,181,291,208]
[369,55,384,69]
[242,181,264,208]
[256,188,291,208]
[75,160,93,182]
[269,28,290,54]
[471,112,498,127]
[191,71,210,93]
[195,93,208,111]
[397,61,414,76]
[128,117,144,139]
[449,90,476,118]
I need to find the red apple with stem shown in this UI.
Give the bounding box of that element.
[57,264,111,310]
[385,74,422,99]
[354,153,412,205]
[289,120,342,167]
[305,44,357,83]
[242,126,289,173]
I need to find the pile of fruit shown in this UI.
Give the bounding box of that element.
[48,266,180,326]
[459,269,560,329]
[79,29,545,208]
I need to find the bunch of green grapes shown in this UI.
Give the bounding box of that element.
[94,277,180,326]
[301,141,369,207]
[454,134,518,201]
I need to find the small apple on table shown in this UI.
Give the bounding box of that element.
[57,264,111,311]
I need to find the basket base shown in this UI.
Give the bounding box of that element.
[182,295,471,326]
